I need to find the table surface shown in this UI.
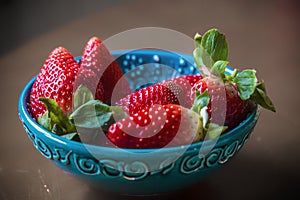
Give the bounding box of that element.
[1,0,299,199]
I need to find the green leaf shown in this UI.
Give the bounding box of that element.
[193,46,214,72]
[256,80,266,91]
[194,33,202,48]
[250,81,276,112]
[193,47,203,68]
[52,124,65,135]
[200,29,228,66]
[110,106,128,121]
[193,28,228,74]
[70,100,113,129]
[73,85,94,110]
[191,90,210,114]
[206,123,227,140]
[60,132,81,142]
[233,69,257,100]
[39,98,76,134]
[37,111,52,131]
[211,60,229,78]
[100,106,128,132]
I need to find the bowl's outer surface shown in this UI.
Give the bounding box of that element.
[18,49,259,195]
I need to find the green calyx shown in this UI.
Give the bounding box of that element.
[193,28,276,112]
[250,81,276,112]
[38,98,76,135]
[233,69,257,100]
[193,28,228,73]
[191,90,210,115]
[38,85,127,140]
[191,89,227,140]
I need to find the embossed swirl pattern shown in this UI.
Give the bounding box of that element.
[21,120,252,180]
[180,130,252,174]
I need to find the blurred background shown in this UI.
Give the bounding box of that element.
[0,0,299,199]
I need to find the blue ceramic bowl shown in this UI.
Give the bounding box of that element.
[18,49,259,195]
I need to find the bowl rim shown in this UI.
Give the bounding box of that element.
[18,49,259,154]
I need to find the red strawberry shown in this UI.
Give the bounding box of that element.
[116,74,203,115]
[162,74,203,98]
[107,104,202,149]
[191,28,275,132]
[30,47,80,119]
[191,77,254,130]
[77,36,129,103]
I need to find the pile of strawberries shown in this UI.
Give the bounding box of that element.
[29,29,275,149]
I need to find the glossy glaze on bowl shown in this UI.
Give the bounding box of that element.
[18,49,259,195]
